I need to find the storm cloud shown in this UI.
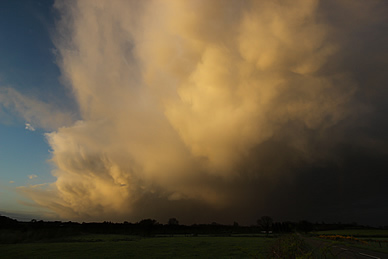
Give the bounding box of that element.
[17,0,388,225]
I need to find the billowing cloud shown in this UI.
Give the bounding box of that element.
[18,0,388,225]
[28,174,38,180]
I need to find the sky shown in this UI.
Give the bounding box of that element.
[0,0,387,226]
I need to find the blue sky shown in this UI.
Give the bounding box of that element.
[1,1,58,93]
[0,0,62,218]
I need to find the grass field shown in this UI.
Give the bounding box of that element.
[2,230,386,258]
[0,235,273,258]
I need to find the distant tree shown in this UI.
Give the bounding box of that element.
[272,222,280,233]
[168,218,179,226]
[257,216,273,236]
[233,221,239,227]
[297,220,313,233]
[138,218,158,226]
[0,215,18,227]
[138,219,159,237]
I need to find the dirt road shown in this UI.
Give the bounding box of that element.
[304,236,388,259]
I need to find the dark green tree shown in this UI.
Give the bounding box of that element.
[168,218,179,226]
[257,216,273,236]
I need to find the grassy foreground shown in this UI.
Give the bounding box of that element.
[0,235,273,258]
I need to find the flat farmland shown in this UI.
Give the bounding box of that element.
[0,235,273,258]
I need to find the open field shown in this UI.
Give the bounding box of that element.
[2,218,388,259]
[2,232,387,258]
[0,235,273,258]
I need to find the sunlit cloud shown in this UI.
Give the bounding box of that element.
[15,0,388,224]
[25,123,35,131]
[28,174,38,180]
[9,181,15,184]
[0,87,74,131]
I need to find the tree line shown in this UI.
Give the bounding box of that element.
[0,214,383,244]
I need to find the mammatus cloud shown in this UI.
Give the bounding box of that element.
[16,0,388,224]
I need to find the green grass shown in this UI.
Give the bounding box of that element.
[268,234,312,258]
[0,235,273,258]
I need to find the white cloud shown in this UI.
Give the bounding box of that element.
[28,174,37,180]
[25,123,35,131]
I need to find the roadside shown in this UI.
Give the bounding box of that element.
[303,235,388,259]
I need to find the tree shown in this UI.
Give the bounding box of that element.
[297,220,313,233]
[138,219,159,237]
[138,218,158,226]
[257,216,273,236]
[168,218,179,226]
